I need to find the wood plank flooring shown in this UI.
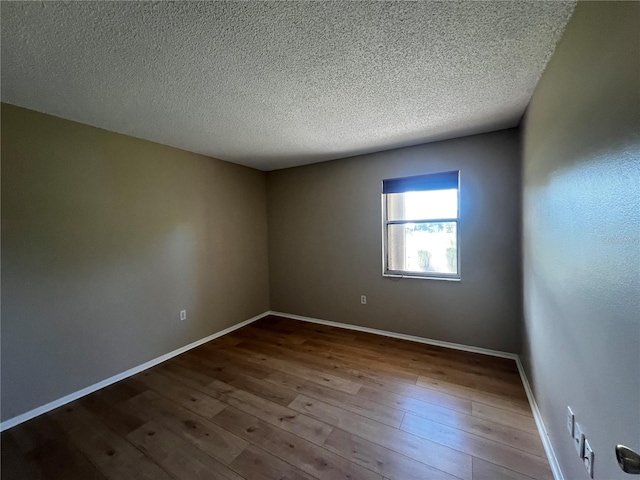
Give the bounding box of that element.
[1,315,552,480]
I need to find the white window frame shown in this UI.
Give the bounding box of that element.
[381,171,461,281]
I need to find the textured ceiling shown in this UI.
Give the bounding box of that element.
[1,1,575,171]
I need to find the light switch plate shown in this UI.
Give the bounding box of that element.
[567,407,574,436]
[583,438,594,478]
[573,422,584,456]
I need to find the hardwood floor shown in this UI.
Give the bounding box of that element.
[1,315,552,480]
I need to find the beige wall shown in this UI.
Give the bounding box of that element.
[521,2,639,479]
[267,129,522,352]
[1,104,270,421]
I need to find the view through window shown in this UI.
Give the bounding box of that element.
[383,172,459,279]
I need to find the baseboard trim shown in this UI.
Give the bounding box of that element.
[515,357,564,480]
[270,310,562,480]
[0,311,270,432]
[2,308,564,480]
[269,310,518,360]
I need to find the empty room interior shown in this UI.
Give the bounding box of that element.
[1,2,638,480]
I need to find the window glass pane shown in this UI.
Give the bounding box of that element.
[386,189,458,221]
[387,222,457,275]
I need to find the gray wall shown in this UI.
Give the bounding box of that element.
[521,2,640,480]
[267,129,522,353]
[1,104,270,422]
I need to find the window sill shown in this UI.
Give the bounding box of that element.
[383,273,461,282]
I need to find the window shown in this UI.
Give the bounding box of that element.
[382,171,460,280]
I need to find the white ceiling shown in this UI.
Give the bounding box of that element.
[1,1,575,171]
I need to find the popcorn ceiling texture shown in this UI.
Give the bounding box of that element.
[1,1,575,171]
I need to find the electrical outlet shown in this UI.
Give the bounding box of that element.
[360,295,367,305]
[180,310,187,321]
[573,422,585,457]
[583,438,594,478]
[567,407,575,436]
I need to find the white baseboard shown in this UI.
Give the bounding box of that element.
[0,311,270,432]
[270,310,563,480]
[515,357,564,480]
[269,310,518,360]
[2,308,564,480]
